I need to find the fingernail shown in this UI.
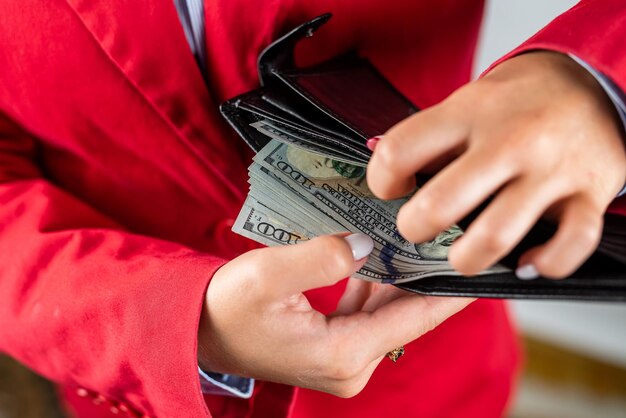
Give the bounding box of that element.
[344,233,374,260]
[366,136,383,151]
[516,264,540,280]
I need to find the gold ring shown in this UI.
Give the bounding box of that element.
[386,346,405,362]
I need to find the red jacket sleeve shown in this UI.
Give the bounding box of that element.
[488,0,626,216]
[0,114,218,417]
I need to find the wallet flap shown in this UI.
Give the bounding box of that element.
[276,61,418,139]
[257,12,417,139]
[220,94,272,151]
[257,13,331,87]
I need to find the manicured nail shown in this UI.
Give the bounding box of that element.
[344,233,374,260]
[516,264,540,280]
[366,136,383,151]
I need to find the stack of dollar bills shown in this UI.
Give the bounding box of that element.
[232,131,503,284]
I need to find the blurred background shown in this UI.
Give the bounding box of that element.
[1,1,625,417]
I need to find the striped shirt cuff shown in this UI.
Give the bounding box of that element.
[569,54,626,198]
[198,367,255,399]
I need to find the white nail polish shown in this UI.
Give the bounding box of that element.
[344,233,374,260]
[516,264,540,280]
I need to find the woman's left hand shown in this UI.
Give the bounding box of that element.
[367,51,626,279]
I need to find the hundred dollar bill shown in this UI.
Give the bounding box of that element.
[243,177,416,275]
[248,166,343,235]
[233,197,458,282]
[234,197,313,247]
[249,142,469,278]
[234,139,509,284]
[253,140,460,266]
[248,167,460,274]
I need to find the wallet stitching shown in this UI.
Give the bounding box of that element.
[410,284,622,296]
[409,285,618,296]
[407,289,626,301]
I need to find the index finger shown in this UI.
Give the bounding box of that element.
[367,103,469,200]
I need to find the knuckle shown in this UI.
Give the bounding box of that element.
[489,143,523,173]
[229,249,272,292]
[332,380,366,399]
[411,194,436,217]
[473,225,509,254]
[313,236,354,280]
[447,250,475,276]
[395,207,414,240]
[535,219,602,279]
[325,356,362,382]
[374,132,404,169]
[575,219,602,249]
[247,248,271,271]
[516,131,560,171]
[490,120,552,169]
[483,230,511,254]
[321,338,367,382]
[246,249,275,282]
[524,132,553,158]
[325,360,361,382]
[399,197,450,239]
[469,80,506,112]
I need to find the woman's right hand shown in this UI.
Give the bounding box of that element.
[197,233,471,398]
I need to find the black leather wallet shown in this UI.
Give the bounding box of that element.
[221,14,626,301]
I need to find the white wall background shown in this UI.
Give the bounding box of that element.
[474,0,626,367]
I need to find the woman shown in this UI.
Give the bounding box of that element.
[0,1,624,417]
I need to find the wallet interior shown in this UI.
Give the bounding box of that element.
[220,13,626,301]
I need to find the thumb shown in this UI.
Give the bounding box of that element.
[262,233,374,297]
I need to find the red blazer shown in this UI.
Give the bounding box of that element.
[0,1,623,417]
